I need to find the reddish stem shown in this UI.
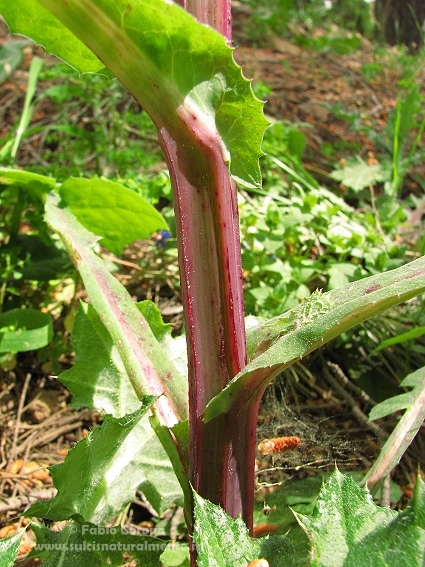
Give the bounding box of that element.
[161,0,259,552]
[158,121,249,510]
[178,0,232,43]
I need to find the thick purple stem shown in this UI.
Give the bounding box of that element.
[158,121,252,517]
[178,0,232,42]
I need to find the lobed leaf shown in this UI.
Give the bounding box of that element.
[0,530,24,567]
[59,302,141,417]
[29,519,164,566]
[193,491,293,567]
[45,192,188,427]
[193,490,260,567]
[1,0,268,188]
[329,157,391,192]
[27,401,182,521]
[295,470,425,567]
[204,256,425,421]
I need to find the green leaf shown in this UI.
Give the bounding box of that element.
[0,308,53,353]
[329,158,390,192]
[1,0,267,188]
[295,470,425,567]
[59,302,141,417]
[160,543,190,567]
[26,401,182,522]
[363,366,425,490]
[29,519,164,566]
[45,193,188,427]
[0,530,24,567]
[137,300,171,342]
[193,491,260,567]
[0,167,55,200]
[0,4,103,73]
[59,177,167,256]
[193,491,293,567]
[371,325,425,353]
[369,366,425,421]
[204,256,425,421]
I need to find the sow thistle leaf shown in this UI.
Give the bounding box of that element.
[295,470,425,567]
[59,177,167,256]
[26,400,183,523]
[0,530,24,567]
[29,519,164,567]
[59,302,141,417]
[204,256,425,421]
[137,300,172,342]
[1,0,267,188]
[60,300,186,419]
[45,193,188,426]
[0,3,103,73]
[193,491,293,567]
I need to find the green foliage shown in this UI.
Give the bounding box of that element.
[0,55,43,162]
[0,169,69,355]
[59,177,167,256]
[193,490,294,566]
[37,65,167,183]
[45,194,188,421]
[369,365,425,421]
[26,400,182,522]
[0,530,24,567]
[372,325,425,353]
[240,175,404,316]
[205,256,425,422]
[296,470,425,567]
[136,300,172,341]
[330,50,425,201]
[28,519,164,566]
[329,157,391,192]
[363,366,425,490]
[388,83,425,198]
[59,302,141,416]
[0,307,53,353]
[2,0,268,189]
[194,471,425,567]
